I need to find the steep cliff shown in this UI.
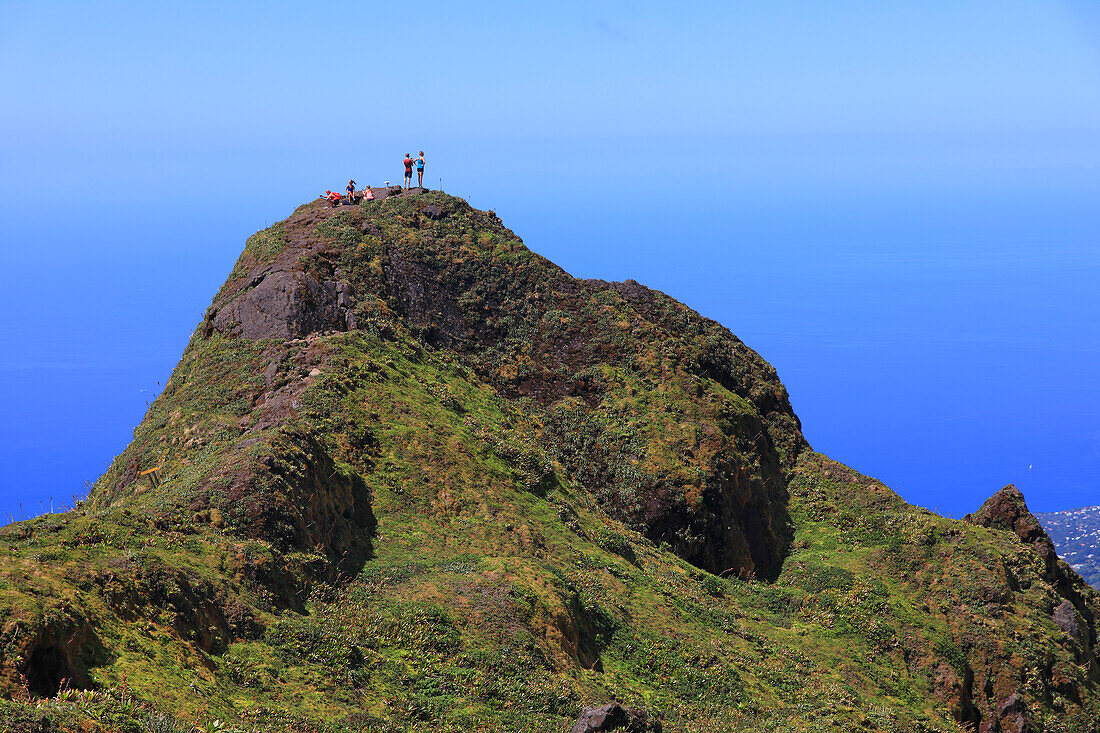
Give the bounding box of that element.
[0,191,1097,732]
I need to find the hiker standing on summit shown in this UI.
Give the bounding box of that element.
[416,151,426,188]
[403,153,414,189]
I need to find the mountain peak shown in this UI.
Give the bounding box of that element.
[114,191,807,581]
[4,195,1100,731]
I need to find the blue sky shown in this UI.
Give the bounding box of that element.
[4,2,1100,144]
[1,1,1098,519]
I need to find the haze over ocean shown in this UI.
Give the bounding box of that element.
[1,2,1098,519]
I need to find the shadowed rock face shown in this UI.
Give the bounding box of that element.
[203,192,805,579]
[218,430,377,568]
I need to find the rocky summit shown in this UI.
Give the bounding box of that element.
[1,191,1098,732]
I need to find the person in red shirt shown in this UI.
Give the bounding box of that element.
[403,154,414,190]
[323,190,341,208]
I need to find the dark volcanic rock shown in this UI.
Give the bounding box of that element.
[362,185,403,201]
[965,484,1061,582]
[373,218,804,578]
[211,270,349,339]
[570,703,660,733]
[966,484,1052,547]
[1054,599,1082,639]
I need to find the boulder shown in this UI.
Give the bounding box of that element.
[570,702,660,733]
[1054,599,1082,640]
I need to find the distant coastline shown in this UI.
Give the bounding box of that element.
[1037,506,1100,588]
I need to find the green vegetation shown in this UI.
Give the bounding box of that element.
[0,192,1096,732]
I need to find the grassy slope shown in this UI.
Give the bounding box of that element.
[0,194,1096,732]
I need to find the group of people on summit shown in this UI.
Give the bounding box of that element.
[322,152,426,208]
[404,151,426,189]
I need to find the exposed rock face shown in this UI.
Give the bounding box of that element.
[156,421,378,593]
[1055,599,1083,640]
[211,270,352,339]
[570,703,661,733]
[966,485,1087,599]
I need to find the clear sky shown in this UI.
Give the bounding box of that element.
[1,1,1098,520]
